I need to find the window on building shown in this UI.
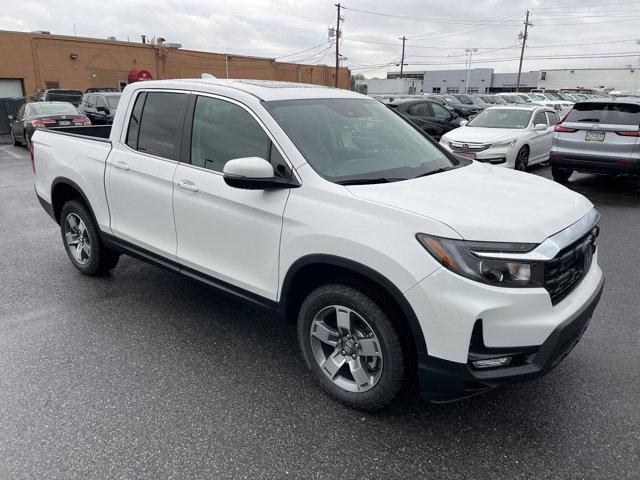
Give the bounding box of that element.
[125,91,188,160]
[432,87,441,94]
[191,96,290,178]
[446,87,459,94]
[467,88,479,94]
[45,81,59,90]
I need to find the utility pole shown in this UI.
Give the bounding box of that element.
[399,36,406,78]
[335,3,341,88]
[516,10,531,93]
[464,48,478,94]
[634,39,640,91]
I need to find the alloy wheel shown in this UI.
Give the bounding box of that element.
[515,148,529,171]
[309,305,383,392]
[64,213,91,265]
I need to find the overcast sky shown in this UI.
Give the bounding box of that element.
[2,0,640,78]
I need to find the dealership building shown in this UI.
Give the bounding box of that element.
[387,68,540,93]
[384,66,640,94]
[0,30,350,99]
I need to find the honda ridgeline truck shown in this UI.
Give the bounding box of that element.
[32,79,604,410]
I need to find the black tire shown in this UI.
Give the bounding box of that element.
[552,166,573,183]
[11,131,20,147]
[514,146,530,171]
[59,200,120,276]
[297,283,406,411]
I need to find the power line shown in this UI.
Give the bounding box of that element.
[276,42,330,59]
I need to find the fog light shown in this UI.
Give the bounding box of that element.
[472,356,512,369]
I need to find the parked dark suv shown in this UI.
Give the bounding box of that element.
[79,92,122,125]
[389,99,462,140]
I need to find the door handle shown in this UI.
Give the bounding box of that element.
[176,180,199,192]
[112,160,129,170]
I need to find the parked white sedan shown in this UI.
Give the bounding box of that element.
[440,105,560,170]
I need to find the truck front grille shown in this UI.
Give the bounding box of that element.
[545,228,598,305]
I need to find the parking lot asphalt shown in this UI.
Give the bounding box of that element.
[0,144,638,479]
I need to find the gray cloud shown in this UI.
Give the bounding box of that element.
[1,0,638,78]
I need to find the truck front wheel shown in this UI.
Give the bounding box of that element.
[297,283,406,411]
[60,200,120,276]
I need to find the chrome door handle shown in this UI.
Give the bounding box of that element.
[112,160,129,170]
[176,180,199,192]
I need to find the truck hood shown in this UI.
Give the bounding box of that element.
[444,126,524,144]
[346,162,593,243]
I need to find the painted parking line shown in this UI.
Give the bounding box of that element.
[0,145,27,159]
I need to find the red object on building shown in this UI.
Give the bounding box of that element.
[127,69,153,83]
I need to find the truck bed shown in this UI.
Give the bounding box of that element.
[47,125,112,142]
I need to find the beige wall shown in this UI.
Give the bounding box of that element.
[0,30,351,96]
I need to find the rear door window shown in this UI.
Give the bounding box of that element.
[546,111,559,125]
[564,102,640,125]
[407,103,430,116]
[128,91,189,159]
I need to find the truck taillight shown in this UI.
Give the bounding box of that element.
[31,119,56,128]
[29,142,35,173]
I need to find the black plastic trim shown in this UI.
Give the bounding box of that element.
[100,232,277,312]
[49,177,100,225]
[36,190,56,221]
[550,152,640,174]
[419,274,605,403]
[223,174,300,190]
[279,254,429,366]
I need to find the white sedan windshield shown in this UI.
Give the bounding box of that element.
[467,109,532,129]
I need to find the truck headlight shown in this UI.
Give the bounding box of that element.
[416,234,544,287]
[490,138,517,148]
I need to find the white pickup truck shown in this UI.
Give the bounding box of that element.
[33,78,604,410]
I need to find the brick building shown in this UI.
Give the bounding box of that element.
[0,30,350,97]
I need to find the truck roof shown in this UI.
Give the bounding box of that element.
[125,78,365,101]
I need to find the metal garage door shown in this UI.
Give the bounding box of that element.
[0,79,24,98]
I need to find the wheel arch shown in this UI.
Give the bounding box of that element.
[278,254,428,366]
[50,177,98,226]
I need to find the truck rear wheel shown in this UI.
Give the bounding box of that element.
[297,283,406,411]
[60,200,120,276]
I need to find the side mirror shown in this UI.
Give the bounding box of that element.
[459,119,469,126]
[7,115,13,120]
[97,106,109,113]
[534,123,547,131]
[223,157,299,190]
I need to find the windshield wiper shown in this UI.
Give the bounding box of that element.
[413,166,455,179]
[335,177,405,185]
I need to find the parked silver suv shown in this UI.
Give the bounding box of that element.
[550,99,640,182]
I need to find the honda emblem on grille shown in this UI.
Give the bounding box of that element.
[463,143,469,149]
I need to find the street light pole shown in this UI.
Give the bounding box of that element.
[634,39,640,91]
[465,48,478,94]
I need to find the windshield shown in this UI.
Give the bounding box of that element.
[265,98,459,184]
[443,95,462,105]
[527,94,545,101]
[455,95,474,105]
[467,108,533,129]
[468,96,487,106]
[29,103,79,116]
[490,96,508,104]
[564,102,640,125]
[105,95,120,109]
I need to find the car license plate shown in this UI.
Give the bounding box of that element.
[456,152,476,160]
[58,120,71,126]
[585,131,605,142]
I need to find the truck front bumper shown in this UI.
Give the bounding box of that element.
[418,274,604,402]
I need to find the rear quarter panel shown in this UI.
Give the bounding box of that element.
[33,130,112,230]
